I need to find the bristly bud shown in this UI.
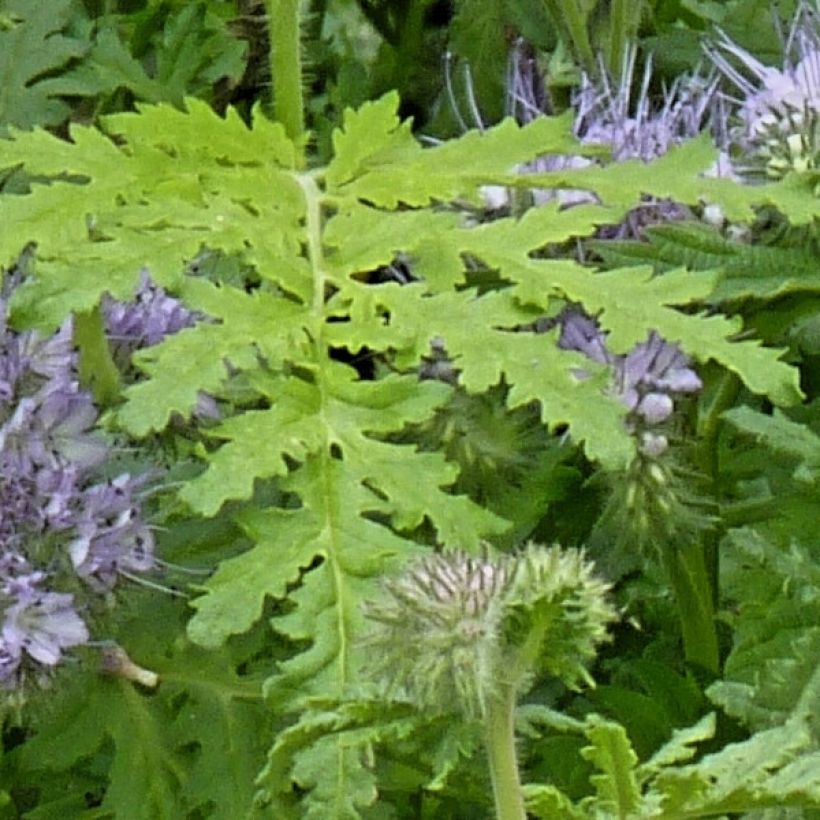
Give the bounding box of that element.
[362,544,616,717]
[362,548,512,718]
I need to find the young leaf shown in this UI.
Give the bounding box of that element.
[579,716,642,817]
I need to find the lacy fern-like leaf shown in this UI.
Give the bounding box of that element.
[723,407,820,486]
[712,527,820,732]
[593,221,820,304]
[40,5,247,108]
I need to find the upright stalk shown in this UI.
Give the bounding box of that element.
[696,370,741,608]
[660,542,719,675]
[265,0,306,165]
[483,685,527,820]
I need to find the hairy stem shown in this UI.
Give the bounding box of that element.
[483,686,527,820]
[696,369,741,609]
[265,0,305,163]
[660,542,719,675]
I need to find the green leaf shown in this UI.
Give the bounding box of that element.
[40,24,170,103]
[524,783,587,819]
[0,0,88,132]
[723,408,820,486]
[713,528,820,732]
[517,133,820,225]
[593,221,820,304]
[652,717,820,815]
[14,594,269,820]
[39,4,246,106]
[637,713,716,780]
[579,716,642,817]
[255,699,414,817]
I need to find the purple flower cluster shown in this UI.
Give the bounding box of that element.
[103,270,197,369]
[706,1,820,183]
[558,309,702,456]
[0,267,196,689]
[494,41,716,213]
[571,46,716,164]
[0,560,89,684]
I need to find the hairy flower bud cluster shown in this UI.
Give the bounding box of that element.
[362,544,615,718]
[363,549,511,718]
[557,309,702,456]
[707,1,820,184]
[555,310,715,553]
[0,267,195,689]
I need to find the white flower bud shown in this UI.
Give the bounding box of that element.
[638,392,674,424]
[702,203,725,228]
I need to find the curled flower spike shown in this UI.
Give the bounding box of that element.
[707,1,820,183]
[362,544,615,718]
[558,310,702,454]
[0,260,198,691]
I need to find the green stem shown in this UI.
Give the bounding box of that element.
[483,685,527,820]
[696,370,741,609]
[265,0,305,163]
[607,0,642,79]
[74,305,121,407]
[660,542,719,675]
[543,0,596,76]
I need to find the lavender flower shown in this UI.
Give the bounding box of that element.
[498,42,715,215]
[0,263,179,690]
[571,46,716,163]
[0,565,88,686]
[558,310,702,454]
[2,574,88,666]
[68,475,156,590]
[103,270,197,369]
[102,270,218,422]
[707,1,820,182]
